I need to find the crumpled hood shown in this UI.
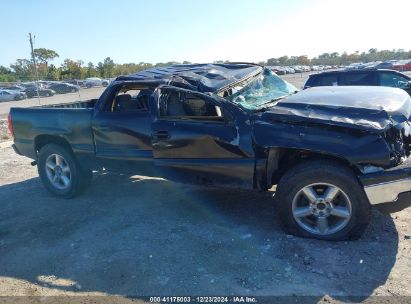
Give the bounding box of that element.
[260,86,411,132]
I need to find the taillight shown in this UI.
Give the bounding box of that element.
[7,112,14,138]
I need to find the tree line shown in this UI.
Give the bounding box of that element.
[1,48,411,82]
[266,48,411,67]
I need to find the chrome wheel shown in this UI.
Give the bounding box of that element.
[292,183,352,236]
[45,153,71,190]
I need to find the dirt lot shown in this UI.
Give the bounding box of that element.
[0,119,10,141]
[1,73,411,302]
[1,139,411,302]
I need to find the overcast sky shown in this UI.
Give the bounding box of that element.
[1,0,410,66]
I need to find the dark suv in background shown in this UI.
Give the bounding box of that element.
[304,69,411,95]
[47,83,80,94]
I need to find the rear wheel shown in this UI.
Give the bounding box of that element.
[275,159,371,241]
[38,144,92,198]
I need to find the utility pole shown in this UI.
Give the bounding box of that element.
[29,33,40,102]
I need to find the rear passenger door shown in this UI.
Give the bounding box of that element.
[150,87,255,188]
[92,83,154,173]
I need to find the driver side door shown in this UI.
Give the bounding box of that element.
[150,87,255,188]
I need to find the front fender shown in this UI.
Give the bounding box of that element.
[253,121,392,168]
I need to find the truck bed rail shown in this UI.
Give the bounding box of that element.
[34,99,97,109]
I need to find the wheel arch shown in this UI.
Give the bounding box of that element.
[34,135,74,156]
[266,147,361,188]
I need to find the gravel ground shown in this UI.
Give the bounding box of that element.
[0,119,11,142]
[0,145,411,302]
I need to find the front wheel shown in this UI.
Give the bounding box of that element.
[38,144,92,198]
[275,160,371,241]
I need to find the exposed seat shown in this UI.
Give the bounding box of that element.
[167,92,187,116]
[114,94,134,111]
[136,89,152,109]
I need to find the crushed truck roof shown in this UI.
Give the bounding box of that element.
[115,63,262,93]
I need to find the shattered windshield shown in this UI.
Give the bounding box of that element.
[227,68,298,110]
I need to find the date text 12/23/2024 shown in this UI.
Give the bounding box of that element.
[149,296,257,303]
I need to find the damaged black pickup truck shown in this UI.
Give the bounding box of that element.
[9,63,411,240]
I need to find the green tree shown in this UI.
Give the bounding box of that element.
[30,48,59,79]
[10,59,33,81]
[46,64,60,80]
[277,56,289,65]
[296,55,310,65]
[33,48,59,69]
[60,59,85,79]
[266,58,279,66]
[97,57,115,78]
[0,66,16,82]
[85,62,98,77]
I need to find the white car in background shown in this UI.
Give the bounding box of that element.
[0,89,27,102]
[84,77,110,88]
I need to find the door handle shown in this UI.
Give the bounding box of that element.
[152,131,170,140]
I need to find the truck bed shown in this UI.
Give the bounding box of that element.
[10,99,96,162]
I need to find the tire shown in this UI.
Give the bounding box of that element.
[38,144,92,198]
[275,159,371,241]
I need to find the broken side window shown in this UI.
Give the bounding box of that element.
[159,90,224,122]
